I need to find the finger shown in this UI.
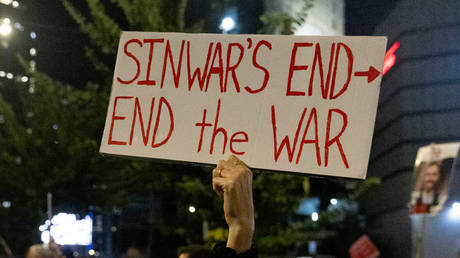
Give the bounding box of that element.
[228,154,248,167]
[228,154,240,165]
[212,177,227,198]
[213,167,230,179]
[212,179,222,197]
[213,176,227,187]
[217,160,227,169]
[212,168,221,178]
[220,158,235,170]
[212,184,223,199]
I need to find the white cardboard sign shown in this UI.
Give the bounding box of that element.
[100,32,387,179]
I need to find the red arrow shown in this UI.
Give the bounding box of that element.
[354,66,381,83]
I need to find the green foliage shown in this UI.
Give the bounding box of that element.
[63,0,120,55]
[259,0,314,35]
[0,0,356,256]
[350,177,381,201]
[1,2,220,255]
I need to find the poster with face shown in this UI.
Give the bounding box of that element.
[410,142,460,215]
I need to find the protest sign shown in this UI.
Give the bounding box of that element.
[100,32,387,179]
[410,142,459,215]
[349,234,380,258]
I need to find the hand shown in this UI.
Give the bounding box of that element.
[212,155,254,253]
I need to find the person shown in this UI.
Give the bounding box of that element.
[211,155,257,257]
[26,237,64,258]
[25,245,62,258]
[177,155,257,258]
[125,247,144,258]
[411,161,446,214]
[177,245,212,258]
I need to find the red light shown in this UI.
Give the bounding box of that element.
[382,42,400,76]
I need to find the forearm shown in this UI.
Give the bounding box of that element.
[227,224,254,253]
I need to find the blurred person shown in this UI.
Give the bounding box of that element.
[126,247,144,258]
[26,245,62,258]
[177,245,212,258]
[26,237,64,258]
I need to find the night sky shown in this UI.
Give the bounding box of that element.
[345,0,401,35]
[25,0,97,87]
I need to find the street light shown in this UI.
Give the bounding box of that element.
[311,212,319,222]
[0,18,12,36]
[0,0,13,5]
[30,48,37,56]
[219,17,235,33]
[2,201,11,208]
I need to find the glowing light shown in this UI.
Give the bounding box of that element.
[2,201,11,208]
[0,71,5,77]
[42,213,92,245]
[29,48,36,56]
[40,230,50,243]
[449,202,460,220]
[0,0,13,5]
[21,76,28,82]
[14,22,23,31]
[188,205,196,213]
[38,225,46,232]
[330,198,338,205]
[11,1,18,8]
[29,60,36,72]
[6,73,13,79]
[0,23,12,36]
[30,31,36,39]
[88,249,95,256]
[382,42,400,76]
[3,18,10,24]
[219,17,235,32]
[312,212,319,222]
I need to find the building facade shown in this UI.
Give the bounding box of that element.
[363,0,460,257]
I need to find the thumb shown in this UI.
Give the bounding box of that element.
[212,177,226,198]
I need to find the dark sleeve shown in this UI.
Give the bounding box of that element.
[213,243,258,258]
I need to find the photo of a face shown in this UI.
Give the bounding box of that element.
[410,143,459,215]
[423,163,440,193]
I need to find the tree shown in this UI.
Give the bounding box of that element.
[259,0,314,35]
[0,0,316,256]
